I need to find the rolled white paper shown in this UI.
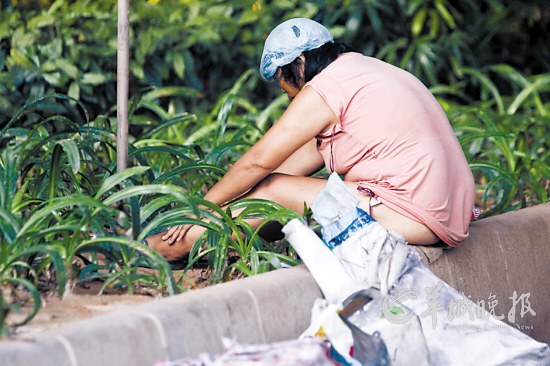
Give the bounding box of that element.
[282,219,358,303]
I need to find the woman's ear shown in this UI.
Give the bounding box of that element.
[297,55,306,87]
[296,54,305,69]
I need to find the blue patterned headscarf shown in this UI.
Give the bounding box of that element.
[259,18,334,81]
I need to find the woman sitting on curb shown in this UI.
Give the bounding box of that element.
[144,18,475,264]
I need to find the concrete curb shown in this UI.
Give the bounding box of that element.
[1,203,549,365]
[1,265,322,366]
[428,202,550,341]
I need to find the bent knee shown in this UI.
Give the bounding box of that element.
[249,173,288,198]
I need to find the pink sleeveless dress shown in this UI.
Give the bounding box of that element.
[306,53,475,246]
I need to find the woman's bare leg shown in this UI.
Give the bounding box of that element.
[145,173,438,261]
[145,174,326,261]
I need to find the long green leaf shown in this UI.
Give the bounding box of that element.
[17,195,113,236]
[79,237,178,295]
[2,94,89,135]
[153,164,225,184]
[141,114,197,139]
[95,166,151,199]
[469,162,520,188]
[47,144,63,201]
[5,277,41,326]
[142,86,202,101]
[0,208,20,243]
[58,139,81,174]
[507,75,550,116]
[101,184,190,207]
[461,67,504,113]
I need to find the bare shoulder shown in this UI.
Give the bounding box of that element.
[278,86,337,135]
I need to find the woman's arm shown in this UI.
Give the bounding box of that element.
[203,86,336,206]
[161,86,336,243]
[274,138,324,176]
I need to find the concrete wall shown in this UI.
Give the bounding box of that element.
[425,202,550,342]
[0,203,548,365]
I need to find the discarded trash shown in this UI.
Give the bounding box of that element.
[281,218,357,304]
[284,172,550,365]
[157,337,335,366]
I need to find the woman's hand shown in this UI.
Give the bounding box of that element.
[162,224,193,245]
[161,205,214,244]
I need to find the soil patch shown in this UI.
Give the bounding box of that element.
[4,267,215,339]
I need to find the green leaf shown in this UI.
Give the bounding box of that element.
[434,0,456,29]
[81,72,110,85]
[428,9,440,39]
[412,8,426,37]
[0,208,19,243]
[5,278,42,326]
[43,72,64,86]
[9,48,34,69]
[142,86,202,101]
[17,195,110,236]
[101,184,189,207]
[507,75,550,116]
[39,38,63,59]
[136,99,170,121]
[153,164,225,184]
[461,67,504,113]
[173,52,185,79]
[58,139,81,174]
[48,143,63,201]
[27,13,55,29]
[95,166,151,199]
[141,114,197,139]
[406,0,425,16]
[129,145,193,163]
[68,81,80,100]
[55,59,80,79]
[3,94,90,134]
[470,162,520,189]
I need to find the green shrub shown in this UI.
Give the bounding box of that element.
[1,0,548,127]
[0,77,302,335]
[439,66,550,216]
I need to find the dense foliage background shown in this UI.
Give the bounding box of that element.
[0,0,548,335]
[1,0,549,123]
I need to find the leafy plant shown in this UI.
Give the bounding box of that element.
[0,71,304,334]
[160,198,303,284]
[2,0,547,126]
[442,66,550,216]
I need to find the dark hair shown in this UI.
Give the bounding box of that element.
[279,41,354,88]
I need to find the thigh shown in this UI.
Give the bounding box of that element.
[245,174,330,214]
[248,174,439,245]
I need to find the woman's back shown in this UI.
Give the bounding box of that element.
[307,52,475,246]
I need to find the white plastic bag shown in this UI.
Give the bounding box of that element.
[158,337,336,366]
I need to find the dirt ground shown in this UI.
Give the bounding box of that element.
[5,268,215,338]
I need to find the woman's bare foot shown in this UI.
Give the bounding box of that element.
[144,230,192,262]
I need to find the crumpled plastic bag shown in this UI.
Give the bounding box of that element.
[157,337,335,366]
